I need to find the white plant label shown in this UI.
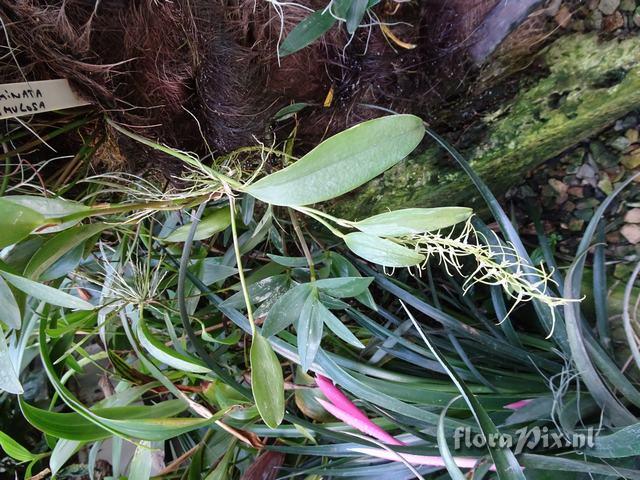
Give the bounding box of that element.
[0,79,90,120]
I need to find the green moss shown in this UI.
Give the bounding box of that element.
[332,33,640,220]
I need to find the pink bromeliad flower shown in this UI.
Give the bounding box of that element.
[315,374,496,471]
[504,399,534,410]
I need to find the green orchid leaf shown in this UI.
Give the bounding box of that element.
[246,115,425,206]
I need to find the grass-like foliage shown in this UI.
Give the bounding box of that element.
[0,114,639,480]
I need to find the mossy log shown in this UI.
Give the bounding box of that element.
[332,33,640,220]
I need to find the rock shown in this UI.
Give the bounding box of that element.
[576,163,598,186]
[555,6,572,27]
[568,186,585,197]
[620,0,637,11]
[598,175,613,194]
[603,10,625,30]
[549,178,568,195]
[588,9,604,28]
[611,135,631,152]
[626,128,639,144]
[622,148,640,169]
[621,223,640,243]
[569,218,585,231]
[625,208,640,223]
[590,141,619,167]
[599,0,621,14]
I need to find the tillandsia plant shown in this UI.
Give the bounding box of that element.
[0,113,632,479]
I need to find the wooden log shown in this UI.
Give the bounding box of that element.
[331,33,640,220]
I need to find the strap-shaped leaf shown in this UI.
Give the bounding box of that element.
[354,207,472,237]
[0,270,93,310]
[298,293,324,371]
[0,276,21,329]
[344,232,425,267]
[250,333,285,428]
[278,0,350,57]
[137,317,210,374]
[0,198,46,248]
[246,115,425,206]
[163,207,230,242]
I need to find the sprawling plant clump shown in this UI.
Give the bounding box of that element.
[1,112,639,480]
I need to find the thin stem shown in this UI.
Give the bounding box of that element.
[288,208,316,281]
[294,206,345,238]
[228,194,256,335]
[107,118,242,189]
[297,205,353,228]
[57,195,209,224]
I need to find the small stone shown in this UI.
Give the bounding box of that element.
[599,0,621,14]
[575,208,594,221]
[624,208,640,223]
[621,223,640,244]
[590,141,618,167]
[555,6,572,27]
[603,10,625,30]
[549,178,568,195]
[611,136,631,152]
[622,148,640,169]
[569,218,585,232]
[607,232,621,243]
[598,175,613,194]
[626,128,639,144]
[620,0,637,11]
[564,201,577,212]
[568,186,585,198]
[588,9,604,28]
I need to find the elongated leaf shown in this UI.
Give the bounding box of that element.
[0,270,93,310]
[164,207,231,242]
[0,198,46,248]
[0,329,22,394]
[438,397,466,480]
[0,275,21,329]
[405,305,526,480]
[0,429,36,462]
[2,195,89,233]
[354,207,472,237]
[137,317,210,374]
[298,293,324,370]
[274,102,310,121]
[262,284,313,337]
[317,302,364,348]
[312,277,373,298]
[251,333,285,428]
[246,115,425,206]
[344,232,425,267]
[279,0,350,57]
[51,439,81,475]
[268,253,325,267]
[24,223,107,280]
[346,0,369,33]
[20,398,210,441]
[199,258,237,285]
[329,252,376,309]
[129,442,153,480]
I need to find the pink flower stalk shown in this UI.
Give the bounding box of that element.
[315,374,497,471]
[504,399,533,410]
[351,447,495,471]
[315,374,402,445]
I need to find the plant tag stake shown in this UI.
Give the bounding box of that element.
[0,79,90,120]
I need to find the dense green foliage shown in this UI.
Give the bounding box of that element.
[0,114,639,480]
